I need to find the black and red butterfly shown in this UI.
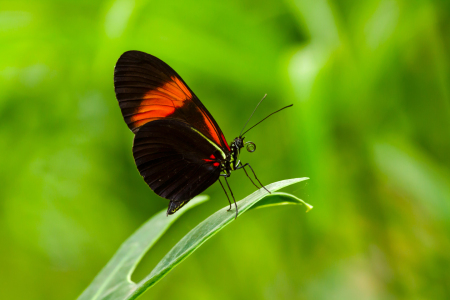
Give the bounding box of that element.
[114,51,291,217]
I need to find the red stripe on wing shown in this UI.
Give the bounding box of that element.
[114,51,230,152]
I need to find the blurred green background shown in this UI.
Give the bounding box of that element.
[1,0,450,299]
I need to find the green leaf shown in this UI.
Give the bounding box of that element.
[77,195,208,300]
[78,177,310,300]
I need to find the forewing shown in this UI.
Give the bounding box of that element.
[115,51,230,151]
[133,119,222,214]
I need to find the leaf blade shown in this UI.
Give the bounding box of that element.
[77,195,209,300]
[78,178,310,300]
[128,177,310,299]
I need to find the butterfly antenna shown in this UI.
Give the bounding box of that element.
[241,104,293,136]
[239,94,267,137]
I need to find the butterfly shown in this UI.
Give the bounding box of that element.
[114,51,292,218]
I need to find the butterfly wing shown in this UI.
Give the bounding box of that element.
[133,119,223,214]
[114,50,230,152]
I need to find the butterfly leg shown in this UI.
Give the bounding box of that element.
[236,163,271,194]
[221,174,238,219]
[219,178,232,211]
[236,161,262,191]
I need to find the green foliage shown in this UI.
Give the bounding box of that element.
[2,0,450,299]
[78,178,310,300]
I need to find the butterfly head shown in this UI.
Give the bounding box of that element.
[228,137,256,172]
[231,136,256,154]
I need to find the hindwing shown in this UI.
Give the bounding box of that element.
[132,119,223,214]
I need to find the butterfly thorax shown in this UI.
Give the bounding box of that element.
[223,137,245,173]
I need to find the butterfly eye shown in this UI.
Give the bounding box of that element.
[245,141,256,153]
